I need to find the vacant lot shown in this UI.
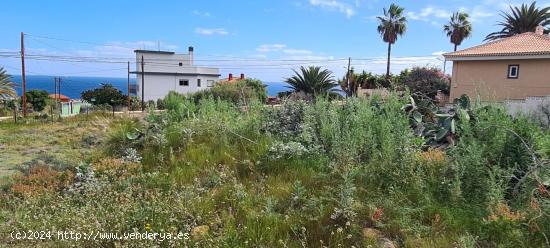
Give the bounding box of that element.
[0,116,108,178]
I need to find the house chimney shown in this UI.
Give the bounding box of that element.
[535,25,544,35]
[240,73,245,80]
[228,73,233,81]
[188,46,194,66]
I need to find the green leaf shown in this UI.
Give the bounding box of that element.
[126,131,140,140]
[458,109,470,121]
[413,111,423,123]
[435,128,449,141]
[451,119,456,133]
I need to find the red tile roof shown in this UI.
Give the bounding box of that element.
[49,94,70,102]
[443,32,550,59]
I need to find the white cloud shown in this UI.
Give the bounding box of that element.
[192,10,211,17]
[431,51,447,56]
[195,28,229,36]
[256,44,287,52]
[308,0,356,18]
[467,5,496,22]
[407,4,497,25]
[283,49,313,55]
[407,6,450,21]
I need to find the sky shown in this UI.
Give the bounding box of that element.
[0,0,548,82]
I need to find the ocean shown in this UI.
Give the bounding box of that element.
[10,75,289,99]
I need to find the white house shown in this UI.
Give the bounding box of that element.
[133,47,220,101]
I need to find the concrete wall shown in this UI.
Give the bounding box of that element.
[450,59,550,101]
[136,74,219,101]
[135,52,218,75]
[134,51,220,101]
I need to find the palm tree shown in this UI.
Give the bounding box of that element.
[0,67,16,100]
[444,12,472,51]
[285,66,337,98]
[377,3,407,78]
[485,2,550,41]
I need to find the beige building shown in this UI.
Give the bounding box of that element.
[443,26,550,102]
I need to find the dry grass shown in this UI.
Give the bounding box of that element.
[0,115,110,178]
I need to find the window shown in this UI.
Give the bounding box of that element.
[178,62,183,66]
[508,65,519,79]
[207,80,215,87]
[179,79,189,86]
[197,79,201,87]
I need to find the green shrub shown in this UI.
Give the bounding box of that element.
[25,89,50,112]
[81,83,127,106]
[403,67,450,100]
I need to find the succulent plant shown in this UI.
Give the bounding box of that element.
[404,94,473,148]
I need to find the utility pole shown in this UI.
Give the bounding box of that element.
[20,32,27,117]
[127,61,131,112]
[141,55,145,112]
[346,57,351,98]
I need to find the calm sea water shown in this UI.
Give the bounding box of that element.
[10,75,288,99]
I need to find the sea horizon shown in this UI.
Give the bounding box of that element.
[9,75,289,99]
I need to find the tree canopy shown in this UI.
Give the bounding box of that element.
[285,66,338,98]
[81,83,127,106]
[25,89,50,112]
[0,67,16,100]
[485,2,550,41]
[444,12,472,51]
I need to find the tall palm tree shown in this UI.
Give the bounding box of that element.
[285,66,337,97]
[377,3,407,78]
[444,12,472,51]
[485,2,550,41]
[0,67,16,100]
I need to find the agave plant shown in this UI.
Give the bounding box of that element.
[285,66,338,98]
[0,67,16,100]
[485,2,550,41]
[403,94,473,148]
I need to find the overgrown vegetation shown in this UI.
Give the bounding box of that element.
[25,89,50,112]
[1,92,549,247]
[81,83,127,106]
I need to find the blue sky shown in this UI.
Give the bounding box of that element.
[0,0,546,81]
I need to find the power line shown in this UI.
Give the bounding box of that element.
[25,33,138,50]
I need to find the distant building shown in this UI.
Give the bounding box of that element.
[132,47,220,101]
[443,26,550,102]
[48,93,70,102]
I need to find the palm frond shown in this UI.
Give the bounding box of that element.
[284,66,337,98]
[484,2,550,41]
[0,67,16,100]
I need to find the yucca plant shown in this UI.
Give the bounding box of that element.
[285,66,338,98]
[444,11,472,51]
[377,3,407,78]
[485,2,550,41]
[0,67,16,100]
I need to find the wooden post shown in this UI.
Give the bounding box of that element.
[20,32,27,117]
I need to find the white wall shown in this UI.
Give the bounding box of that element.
[136,74,219,101]
[505,96,550,126]
[135,51,220,101]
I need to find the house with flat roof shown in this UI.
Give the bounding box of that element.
[132,47,220,101]
[443,26,550,102]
